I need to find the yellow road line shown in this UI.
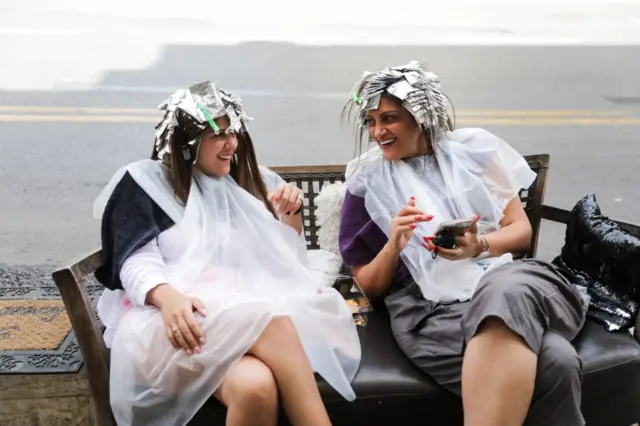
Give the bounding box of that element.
[0,106,631,117]
[454,110,627,116]
[457,117,640,125]
[1,113,640,125]
[1,114,640,125]
[0,114,159,123]
[0,106,159,114]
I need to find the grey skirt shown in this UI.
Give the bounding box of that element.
[385,259,587,404]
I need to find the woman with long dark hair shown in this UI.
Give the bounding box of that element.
[94,81,361,426]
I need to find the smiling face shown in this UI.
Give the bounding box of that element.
[364,95,430,161]
[195,115,238,177]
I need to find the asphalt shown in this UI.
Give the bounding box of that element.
[1,43,640,269]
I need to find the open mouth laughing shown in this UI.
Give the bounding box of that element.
[378,137,396,149]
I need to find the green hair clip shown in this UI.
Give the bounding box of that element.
[352,92,362,105]
[197,103,220,134]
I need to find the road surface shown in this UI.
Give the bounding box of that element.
[1,0,640,269]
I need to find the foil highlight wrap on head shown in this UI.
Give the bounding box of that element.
[351,61,453,137]
[153,81,252,160]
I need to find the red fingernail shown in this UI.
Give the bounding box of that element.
[425,215,434,221]
[475,214,480,220]
[423,236,434,242]
[422,242,431,251]
[410,197,415,200]
[410,224,417,229]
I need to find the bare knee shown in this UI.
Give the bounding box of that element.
[219,356,278,411]
[263,316,298,338]
[252,316,301,351]
[465,315,537,360]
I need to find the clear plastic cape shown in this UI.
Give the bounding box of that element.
[346,128,537,302]
[94,159,361,426]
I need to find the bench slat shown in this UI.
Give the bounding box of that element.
[542,205,640,236]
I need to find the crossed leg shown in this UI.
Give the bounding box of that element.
[215,316,331,426]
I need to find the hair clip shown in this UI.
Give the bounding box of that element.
[182,146,191,161]
[197,103,221,135]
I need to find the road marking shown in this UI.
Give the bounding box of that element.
[0,106,159,114]
[453,110,627,116]
[456,117,640,125]
[0,114,159,123]
[0,105,631,116]
[0,106,638,125]
[1,114,640,125]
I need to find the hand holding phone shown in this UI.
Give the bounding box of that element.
[431,216,478,249]
[423,215,482,261]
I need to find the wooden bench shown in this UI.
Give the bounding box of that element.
[52,154,640,426]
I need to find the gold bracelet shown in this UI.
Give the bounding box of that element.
[476,235,490,259]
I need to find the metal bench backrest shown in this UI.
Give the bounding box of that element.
[274,155,549,258]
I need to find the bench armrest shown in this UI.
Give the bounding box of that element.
[52,249,115,426]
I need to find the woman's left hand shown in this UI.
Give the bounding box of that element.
[423,216,482,261]
[269,183,303,215]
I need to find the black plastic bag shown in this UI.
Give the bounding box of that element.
[552,192,640,331]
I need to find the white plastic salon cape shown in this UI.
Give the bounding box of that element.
[346,128,537,303]
[94,159,361,426]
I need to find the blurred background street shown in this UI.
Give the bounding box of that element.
[1,0,640,266]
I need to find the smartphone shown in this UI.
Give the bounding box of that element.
[434,216,477,237]
[432,216,477,249]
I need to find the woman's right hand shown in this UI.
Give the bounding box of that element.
[146,284,208,356]
[388,197,433,255]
